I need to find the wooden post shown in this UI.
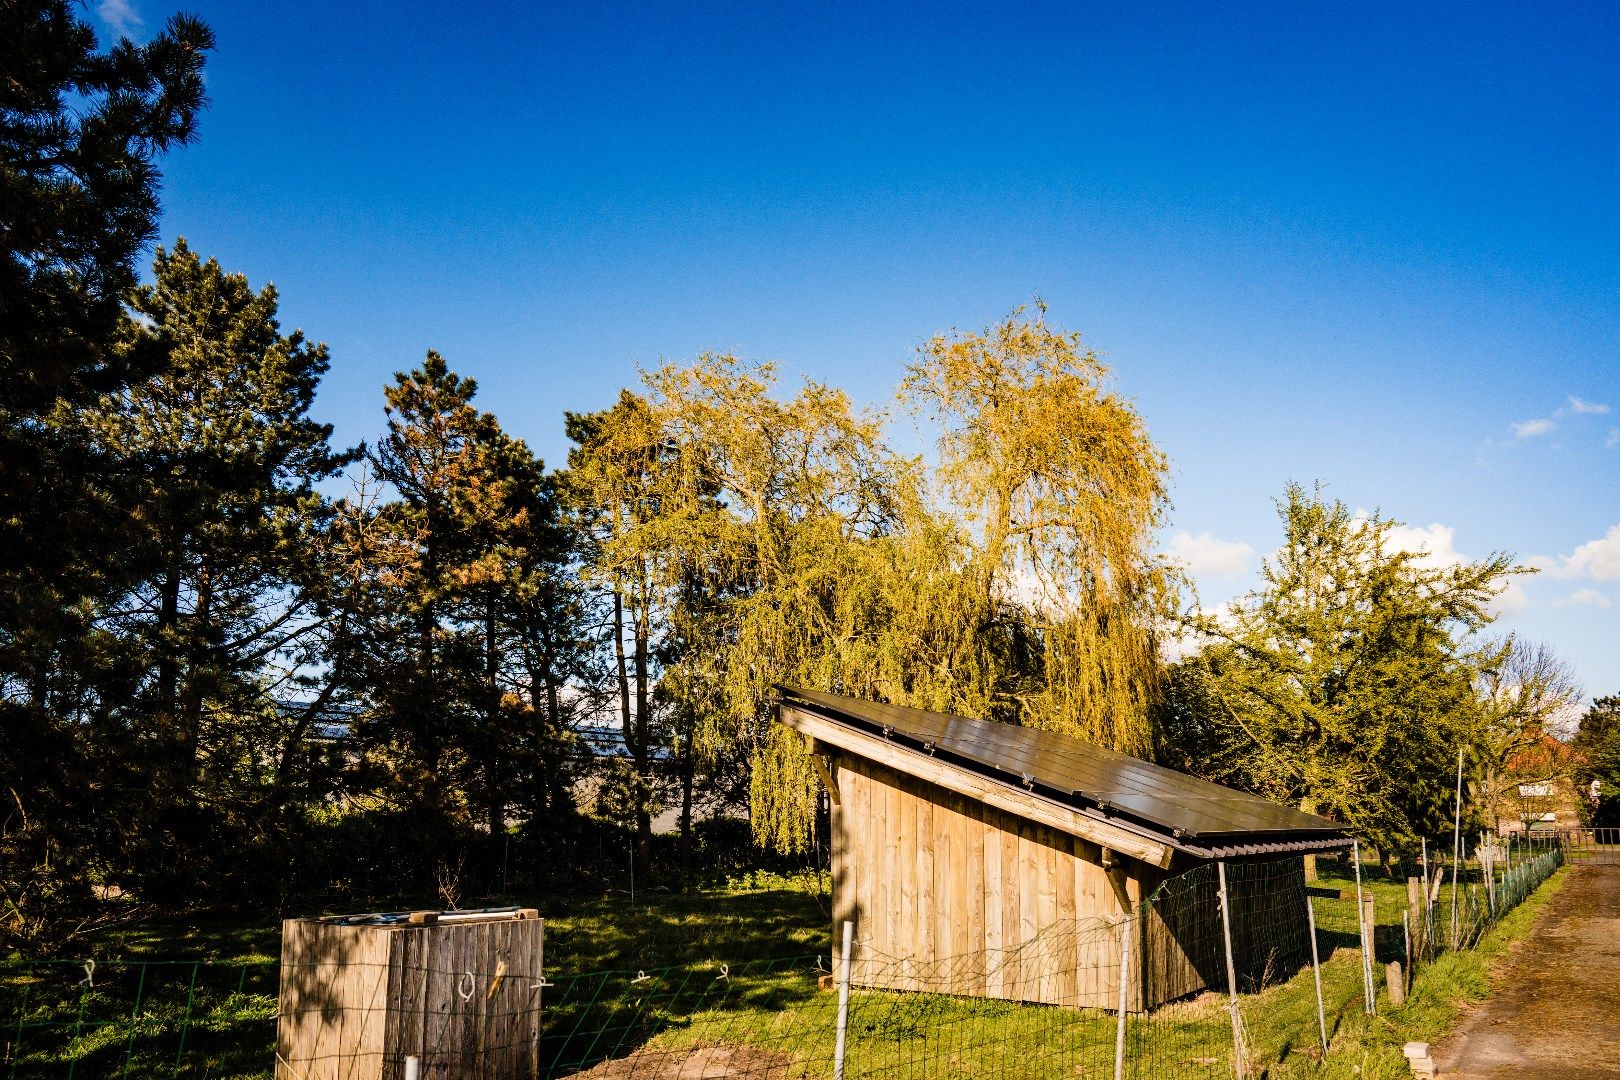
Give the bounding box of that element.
[833,919,854,1080]
[1482,831,1496,917]
[1386,962,1405,1007]
[1406,877,1423,963]
[1114,914,1131,1080]
[1216,861,1247,1079]
[1305,896,1328,1057]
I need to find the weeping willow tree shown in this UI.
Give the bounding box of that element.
[901,304,1175,756]
[574,308,1176,853]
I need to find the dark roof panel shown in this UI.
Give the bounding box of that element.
[778,687,1346,846]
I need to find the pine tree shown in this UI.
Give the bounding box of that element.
[1574,696,1620,827]
[72,240,354,900]
[0,1,211,940]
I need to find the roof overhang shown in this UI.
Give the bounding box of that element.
[779,693,1352,864]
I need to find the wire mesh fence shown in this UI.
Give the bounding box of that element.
[0,834,1574,1079]
[0,958,278,1079]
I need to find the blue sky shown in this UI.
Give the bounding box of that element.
[111,1,1618,697]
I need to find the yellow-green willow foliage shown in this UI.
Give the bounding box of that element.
[901,304,1175,756]
[577,308,1176,852]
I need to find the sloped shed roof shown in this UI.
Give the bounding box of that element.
[778,687,1350,861]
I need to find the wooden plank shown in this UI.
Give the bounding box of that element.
[1017,820,1039,1002]
[932,780,953,981]
[848,761,870,981]
[962,798,986,997]
[895,769,918,991]
[872,767,892,962]
[916,786,936,966]
[1001,810,1023,998]
[983,818,1003,997]
[780,706,1174,868]
[831,760,854,940]
[1055,830,1077,1006]
[1036,825,1060,1004]
[809,749,840,805]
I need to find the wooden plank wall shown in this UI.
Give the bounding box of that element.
[385,919,545,1079]
[276,919,392,1080]
[833,754,1143,1010]
[277,918,545,1080]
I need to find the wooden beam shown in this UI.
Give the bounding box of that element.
[808,745,841,805]
[780,704,1174,869]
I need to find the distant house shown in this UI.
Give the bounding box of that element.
[777,688,1350,1010]
[1492,733,1586,835]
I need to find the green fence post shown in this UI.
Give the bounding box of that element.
[65,974,90,1080]
[120,962,149,1080]
[8,981,31,1080]
[171,962,199,1076]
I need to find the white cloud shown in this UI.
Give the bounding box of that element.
[1381,519,1530,617]
[1557,588,1613,609]
[1489,578,1531,618]
[1570,396,1611,415]
[1512,417,1555,439]
[1538,524,1620,582]
[1607,428,1619,450]
[96,0,143,40]
[1383,521,1464,568]
[1165,531,1255,579]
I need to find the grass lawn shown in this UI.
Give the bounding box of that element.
[0,859,1566,1078]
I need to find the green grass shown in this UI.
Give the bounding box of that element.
[544,861,1568,1080]
[0,860,1566,1079]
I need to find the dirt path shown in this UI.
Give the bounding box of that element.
[1434,862,1620,1079]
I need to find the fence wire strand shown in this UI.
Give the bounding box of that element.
[1,831,1595,1079]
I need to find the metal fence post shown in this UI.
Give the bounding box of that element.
[1216,861,1246,1079]
[1450,747,1464,950]
[120,962,148,1079]
[172,961,200,1076]
[1114,912,1131,1080]
[1305,897,1328,1057]
[833,919,854,1080]
[1353,840,1374,1014]
[1482,831,1496,917]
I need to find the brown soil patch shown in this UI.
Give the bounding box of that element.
[1434,862,1620,1079]
[567,1044,801,1080]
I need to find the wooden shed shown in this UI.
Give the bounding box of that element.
[777,688,1349,1010]
[276,907,544,1080]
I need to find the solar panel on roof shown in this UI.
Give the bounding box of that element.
[778,687,1344,844]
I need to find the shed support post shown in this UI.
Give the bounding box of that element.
[1216,860,1246,1080]
[1353,839,1375,1014]
[1114,912,1131,1080]
[833,919,854,1080]
[1305,896,1328,1057]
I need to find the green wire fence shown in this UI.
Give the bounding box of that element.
[0,832,1586,1079]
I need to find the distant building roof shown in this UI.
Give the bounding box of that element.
[777,686,1350,861]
